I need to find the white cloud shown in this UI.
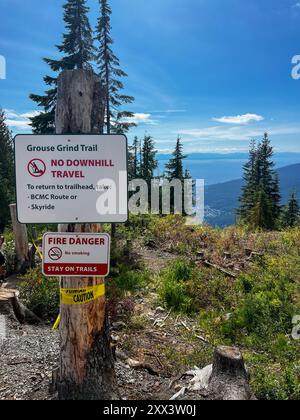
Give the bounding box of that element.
[177,125,300,142]
[4,109,20,119]
[212,113,264,125]
[151,109,187,114]
[123,113,158,126]
[20,111,40,119]
[4,109,40,130]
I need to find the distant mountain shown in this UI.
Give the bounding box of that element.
[205,163,300,227]
[157,152,300,186]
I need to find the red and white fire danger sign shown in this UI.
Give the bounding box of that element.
[42,233,110,277]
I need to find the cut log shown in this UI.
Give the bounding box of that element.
[56,69,119,400]
[203,260,237,278]
[0,289,41,324]
[208,346,254,400]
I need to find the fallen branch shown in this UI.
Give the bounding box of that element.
[195,334,210,345]
[180,320,191,331]
[203,261,237,279]
[127,358,159,376]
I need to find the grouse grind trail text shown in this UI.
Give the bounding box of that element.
[14,134,128,224]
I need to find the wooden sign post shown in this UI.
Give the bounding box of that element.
[55,69,119,400]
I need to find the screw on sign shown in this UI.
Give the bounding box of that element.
[48,247,63,261]
[27,159,46,177]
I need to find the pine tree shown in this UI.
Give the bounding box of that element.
[96,0,135,134]
[282,190,300,228]
[141,134,158,185]
[128,136,141,180]
[238,134,281,230]
[30,0,94,133]
[0,110,15,232]
[249,185,274,231]
[258,133,281,222]
[237,140,257,223]
[165,136,187,181]
[165,137,191,215]
[128,136,140,180]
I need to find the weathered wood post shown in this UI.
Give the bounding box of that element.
[55,69,119,400]
[9,204,30,273]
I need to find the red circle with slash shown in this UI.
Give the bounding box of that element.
[27,159,46,177]
[48,247,63,261]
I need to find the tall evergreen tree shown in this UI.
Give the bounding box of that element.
[258,133,281,221]
[165,137,192,215]
[0,110,15,232]
[30,0,94,133]
[95,0,135,134]
[237,140,257,223]
[282,190,300,228]
[238,134,281,230]
[165,136,187,181]
[141,134,158,185]
[249,185,274,231]
[128,136,140,180]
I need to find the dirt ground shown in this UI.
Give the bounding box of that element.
[0,247,211,401]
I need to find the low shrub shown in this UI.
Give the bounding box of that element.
[222,256,300,345]
[159,259,193,313]
[2,239,16,275]
[110,265,150,294]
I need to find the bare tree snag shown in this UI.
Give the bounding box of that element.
[208,346,254,400]
[55,69,119,400]
[9,204,30,273]
[55,70,105,135]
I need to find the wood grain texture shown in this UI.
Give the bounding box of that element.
[56,69,119,400]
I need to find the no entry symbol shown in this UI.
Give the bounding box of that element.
[48,247,63,261]
[27,159,46,177]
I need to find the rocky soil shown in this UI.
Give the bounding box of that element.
[0,247,213,401]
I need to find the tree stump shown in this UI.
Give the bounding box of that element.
[55,69,119,400]
[0,289,41,324]
[208,346,254,400]
[0,289,19,321]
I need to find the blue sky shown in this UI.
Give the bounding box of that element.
[1,0,300,154]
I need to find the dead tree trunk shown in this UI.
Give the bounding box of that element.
[55,69,119,400]
[208,346,254,400]
[9,204,30,273]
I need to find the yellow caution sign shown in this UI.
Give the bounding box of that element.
[60,284,105,305]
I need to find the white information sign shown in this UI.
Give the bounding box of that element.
[42,232,110,277]
[15,134,128,224]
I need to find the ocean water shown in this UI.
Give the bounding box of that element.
[158,154,300,186]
